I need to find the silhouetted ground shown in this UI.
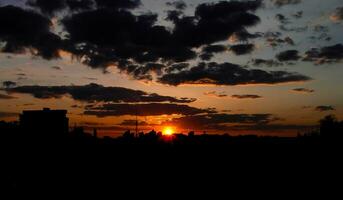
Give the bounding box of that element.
[1,116,342,198]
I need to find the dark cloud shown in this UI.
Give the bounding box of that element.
[28,0,140,15]
[279,24,308,32]
[292,11,303,19]
[270,0,301,7]
[229,29,262,43]
[84,103,214,117]
[62,8,196,70]
[231,124,315,132]
[284,37,295,45]
[303,44,343,64]
[330,7,343,22]
[26,0,66,16]
[119,120,156,126]
[276,50,300,61]
[0,93,16,99]
[1,1,265,84]
[185,0,262,46]
[94,0,141,9]
[51,66,62,70]
[275,14,289,24]
[315,106,335,112]
[263,32,294,47]
[229,44,255,55]
[164,63,189,73]
[202,45,227,54]
[292,88,315,94]
[158,62,311,86]
[0,5,62,59]
[204,91,228,98]
[313,25,329,33]
[166,1,187,10]
[162,113,277,130]
[250,59,283,67]
[310,25,331,42]
[2,81,17,88]
[0,111,19,118]
[231,94,262,99]
[66,0,94,11]
[61,0,262,72]
[200,44,227,60]
[5,83,196,103]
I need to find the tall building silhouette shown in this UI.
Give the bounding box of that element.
[20,108,69,138]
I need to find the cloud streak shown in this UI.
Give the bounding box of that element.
[5,83,196,103]
[158,62,311,86]
[84,103,214,117]
[231,94,262,99]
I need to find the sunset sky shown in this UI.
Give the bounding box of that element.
[0,0,342,137]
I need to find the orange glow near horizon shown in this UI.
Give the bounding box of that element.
[163,127,175,136]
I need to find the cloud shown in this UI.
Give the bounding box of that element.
[166,1,187,10]
[276,50,300,61]
[0,112,19,118]
[84,103,214,117]
[164,63,189,73]
[60,0,262,79]
[292,11,303,19]
[275,14,289,24]
[94,0,141,9]
[251,59,283,67]
[26,0,66,16]
[229,29,262,43]
[303,44,343,64]
[2,81,17,88]
[162,113,277,130]
[204,91,228,98]
[0,93,16,99]
[5,83,196,103]
[200,44,227,60]
[231,94,262,99]
[279,24,308,32]
[229,44,255,55]
[66,0,94,11]
[1,1,265,84]
[292,88,315,94]
[270,0,301,7]
[264,32,295,47]
[83,77,98,81]
[231,124,315,132]
[27,0,139,15]
[0,5,62,59]
[118,120,156,126]
[315,106,335,112]
[158,62,311,86]
[330,7,343,23]
[309,25,331,41]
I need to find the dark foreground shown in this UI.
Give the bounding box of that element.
[1,119,342,197]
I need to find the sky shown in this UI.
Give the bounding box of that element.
[0,0,342,137]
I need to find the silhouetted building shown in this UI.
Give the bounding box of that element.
[20,108,69,138]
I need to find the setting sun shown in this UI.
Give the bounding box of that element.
[163,127,175,136]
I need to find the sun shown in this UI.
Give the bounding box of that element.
[163,127,174,136]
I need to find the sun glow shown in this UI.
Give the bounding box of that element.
[163,127,175,136]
